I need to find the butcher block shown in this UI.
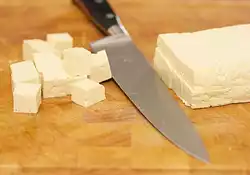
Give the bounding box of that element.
[0,0,250,174]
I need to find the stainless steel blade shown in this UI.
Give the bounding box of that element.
[92,34,209,163]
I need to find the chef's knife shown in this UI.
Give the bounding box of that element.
[73,0,209,163]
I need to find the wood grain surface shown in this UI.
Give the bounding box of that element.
[1,0,250,174]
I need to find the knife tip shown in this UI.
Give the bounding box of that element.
[189,147,210,164]
[176,139,210,164]
[196,152,210,164]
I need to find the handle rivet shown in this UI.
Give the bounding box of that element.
[106,13,115,19]
[94,0,103,3]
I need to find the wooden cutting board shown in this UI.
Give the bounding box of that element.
[1,0,250,174]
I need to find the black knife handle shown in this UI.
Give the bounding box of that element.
[72,0,125,35]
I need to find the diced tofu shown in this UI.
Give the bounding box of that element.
[46,33,73,52]
[13,83,41,114]
[70,78,106,107]
[89,50,112,83]
[62,47,91,77]
[22,39,60,60]
[10,60,40,87]
[33,53,71,98]
[33,52,63,72]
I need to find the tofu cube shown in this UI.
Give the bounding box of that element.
[22,39,60,60]
[10,60,40,87]
[70,78,106,107]
[33,53,71,98]
[62,47,91,77]
[46,33,73,52]
[13,83,41,114]
[33,52,63,71]
[89,50,112,83]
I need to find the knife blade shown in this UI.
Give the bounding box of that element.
[72,0,209,163]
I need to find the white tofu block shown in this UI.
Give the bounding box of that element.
[89,50,112,83]
[33,53,71,98]
[10,60,40,87]
[22,39,61,60]
[157,23,250,88]
[62,47,91,77]
[13,83,41,114]
[154,47,172,89]
[70,78,106,107]
[46,33,73,52]
[154,46,250,109]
